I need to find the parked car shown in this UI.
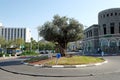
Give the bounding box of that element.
[39,50,48,54]
[39,50,53,54]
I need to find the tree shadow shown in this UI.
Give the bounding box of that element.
[0,60,23,67]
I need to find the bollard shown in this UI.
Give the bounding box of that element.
[15,54,17,57]
[3,54,5,58]
[48,52,53,59]
[101,51,104,57]
[56,53,61,65]
[9,54,11,57]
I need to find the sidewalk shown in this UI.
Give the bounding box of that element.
[0,56,18,60]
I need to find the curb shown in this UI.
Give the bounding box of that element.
[0,67,93,77]
[0,56,19,60]
[23,61,108,68]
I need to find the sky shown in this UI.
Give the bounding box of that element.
[0,0,120,41]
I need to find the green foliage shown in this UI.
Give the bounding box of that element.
[5,54,9,57]
[38,15,83,56]
[0,36,6,48]
[38,15,83,42]
[15,38,25,48]
[24,56,49,63]
[0,53,3,57]
[0,38,25,49]
[0,53,10,57]
[23,41,55,51]
[24,43,30,50]
[30,37,37,50]
[21,51,38,56]
[38,42,55,50]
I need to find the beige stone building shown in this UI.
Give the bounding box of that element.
[83,8,120,55]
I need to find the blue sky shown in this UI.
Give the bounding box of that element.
[0,0,120,41]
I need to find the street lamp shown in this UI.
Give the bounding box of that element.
[37,29,39,52]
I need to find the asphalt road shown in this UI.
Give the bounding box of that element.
[0,56,120,80]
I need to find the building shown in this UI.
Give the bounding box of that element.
[83,24,99,55]
[0,25,31,42]
[68,41,82,51]
[0,23,2,36]
[83,8,120,55]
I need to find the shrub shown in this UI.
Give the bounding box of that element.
[0,53,3,57]
[25,56,48,63]
[21,50,38,56]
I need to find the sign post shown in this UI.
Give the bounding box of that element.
[101,51,104,57]
[56,53,61,65]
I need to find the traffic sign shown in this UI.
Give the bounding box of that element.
[56,53,61,65]
[56,53,61,59]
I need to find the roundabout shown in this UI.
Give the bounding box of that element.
[0,56,120,80]
[24,60,108,68]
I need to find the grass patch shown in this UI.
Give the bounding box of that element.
[25,56,104,65]
[46,56,104,65]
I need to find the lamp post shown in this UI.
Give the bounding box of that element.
[37,29,39,52]
[30,38,32,52]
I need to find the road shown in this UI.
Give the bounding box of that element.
[0,56,120,80]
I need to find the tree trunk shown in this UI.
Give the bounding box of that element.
[59,42,67,57]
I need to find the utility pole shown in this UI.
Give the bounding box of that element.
[38,30,39,52]
[30,37,32,52]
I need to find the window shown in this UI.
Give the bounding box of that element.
[18,29,19,38]
[115,12,117,16]
[119,23,120,33]
[21,29,23,38]
[88,31,90,37]
[111,13,113,16]
[94,28,98,36]
[90,30,92,37]
[2,28,3,35]
[8,28,10,40]
[119,41,120,51]
[104,27,106,34]
[14,28,16,39]
[107,14,109,17]
[86,32,88,38]
[24,29,26,41]
[103,15,105,18]
[103,24,106,34]
[5,28,7,39]
[110,23,114,34]
[89,30,92,37]
[11,28,13,40]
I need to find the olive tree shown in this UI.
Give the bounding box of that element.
[38,15,83,56]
